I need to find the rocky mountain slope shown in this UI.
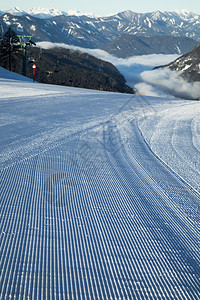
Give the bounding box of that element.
[165,43,200,82]
[0,9,200,56]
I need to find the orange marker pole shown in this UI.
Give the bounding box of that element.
[32,64,36,82]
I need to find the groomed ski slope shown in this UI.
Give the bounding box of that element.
[0,71,200,299]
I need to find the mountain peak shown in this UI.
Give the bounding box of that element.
[150,10,164,20]
[116,10,138,19]
[6,7,26,16]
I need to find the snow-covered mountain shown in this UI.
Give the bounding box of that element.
[0,7,93,18]
[26,7,94,18]
[3,7,26,16]
[26,7,65,19]
[0,8,200,55]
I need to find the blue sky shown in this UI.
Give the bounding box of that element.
[1,0,200,15]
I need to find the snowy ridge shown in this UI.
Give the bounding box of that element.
[2,6,94,18]
[26,7,65,19]
[0,71,200,299]
[1,7,199,21]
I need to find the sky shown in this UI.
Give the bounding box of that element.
[1,0,200,15]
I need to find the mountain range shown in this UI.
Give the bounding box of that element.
[0,7,94,18]
[0,8,200,57]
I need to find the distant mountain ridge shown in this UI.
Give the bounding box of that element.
[103,34,198,57]
[0,8,200,57]
[0,7,199,20]
[0,7,94,18]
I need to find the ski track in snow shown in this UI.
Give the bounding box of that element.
[0,78,200,299]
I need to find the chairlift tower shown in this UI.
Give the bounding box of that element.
[17,35,33,76]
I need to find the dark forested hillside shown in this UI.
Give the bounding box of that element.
[0,44,134,93]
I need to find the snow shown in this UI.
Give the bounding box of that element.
[0,67,32,82]
[86,21,95,27]
[30,25,36,31]
[3,14,11,26]
[0,68,200,299]
[144,17,152,28]
[16,23,23,32]
[175,44,181,54]
[181,64,192,71]
[27,7,62,18]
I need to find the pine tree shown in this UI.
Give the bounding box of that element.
[0,27,20,71]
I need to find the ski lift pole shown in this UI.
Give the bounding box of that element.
[22,43,27,76]
[32,64,36,82]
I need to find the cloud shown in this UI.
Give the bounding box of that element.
[136,69,200,99]
[134,82,174,98]
[37,42,200,100]
[37,41,177,68]
[37,41,117,62]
